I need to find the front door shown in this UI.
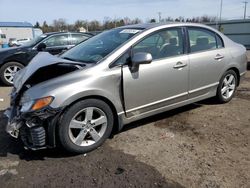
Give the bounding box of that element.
[122,27,189,117]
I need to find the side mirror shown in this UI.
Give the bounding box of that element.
[131,52,152,67]
[37,43,46,52]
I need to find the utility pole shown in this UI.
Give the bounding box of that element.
[114,15,117,28]
[219,0,223,31]
[158,12,162,22]
[243,1,248,19]
[219,0,223,23]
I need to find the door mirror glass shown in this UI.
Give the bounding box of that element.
[131,52,152,66]
[37,43,46,52]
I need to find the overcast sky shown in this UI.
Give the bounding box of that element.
[0,0,249,24]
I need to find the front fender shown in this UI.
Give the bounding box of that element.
[61,89,124,115]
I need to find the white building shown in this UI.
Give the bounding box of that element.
[0,22,36,43]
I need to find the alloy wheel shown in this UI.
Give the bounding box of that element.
[221,74,236,100]
[3,65,21,84]
[68,107,108,146]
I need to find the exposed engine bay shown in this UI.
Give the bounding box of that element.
[5,52,89,150]
[24,63,82,86]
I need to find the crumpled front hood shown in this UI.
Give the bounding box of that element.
[13,52,83,93]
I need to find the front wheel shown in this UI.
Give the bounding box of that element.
[216,70,238,103]
[59,99,114,153]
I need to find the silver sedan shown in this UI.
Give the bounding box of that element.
[5,23,247,153]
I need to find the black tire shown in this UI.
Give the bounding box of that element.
[216,70,238,103]
[0,61,24,86]
[58,99,114,153]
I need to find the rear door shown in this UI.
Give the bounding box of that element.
[187,27,229,98]
[122,27,189,117]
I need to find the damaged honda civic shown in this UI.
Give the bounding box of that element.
[5,23,247,153]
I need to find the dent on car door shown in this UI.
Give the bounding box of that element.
[187,27,229,98]
[122,28,189,117]
[43,34,70,55]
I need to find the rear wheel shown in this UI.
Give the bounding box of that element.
[0,62,24,86]
[216,70,237,103]
[59,99,114,153]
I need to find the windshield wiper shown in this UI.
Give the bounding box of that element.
[62,57,77,62]
[62,57,96,64]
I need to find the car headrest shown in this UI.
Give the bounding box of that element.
[169,37,177,45]
[196,37,209,45]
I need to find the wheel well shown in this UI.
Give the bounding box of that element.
[227,67,240,86]
[1,60,25,68]
[58,95,120,135]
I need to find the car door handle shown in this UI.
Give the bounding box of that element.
[214,54,224,60]
[173,62,187,69]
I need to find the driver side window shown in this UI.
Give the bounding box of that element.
[133,28,184,60]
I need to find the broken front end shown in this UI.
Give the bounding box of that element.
[4,52,87,150]
[5,91,62,150]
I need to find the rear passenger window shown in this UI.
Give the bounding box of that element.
[188,28,218,53]
[216,34,224,48]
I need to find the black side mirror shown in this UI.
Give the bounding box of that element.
[37,43,46,52]
[130,52,152,72]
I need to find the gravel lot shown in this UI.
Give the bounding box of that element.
[0,63,249,187]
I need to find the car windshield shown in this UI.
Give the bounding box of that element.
[23,34,47,46]
[61,28,143,64]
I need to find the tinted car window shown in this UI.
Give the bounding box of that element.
[188,28,217,53]
[44,34,69,47]
[133,28,184,60]
[71,34,89,45]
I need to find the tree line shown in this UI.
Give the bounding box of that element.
[35,15,217,33]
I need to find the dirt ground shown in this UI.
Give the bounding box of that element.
[0,68,249,188]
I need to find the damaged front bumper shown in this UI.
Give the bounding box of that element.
[4,108,22,138]
[4,105,63,150]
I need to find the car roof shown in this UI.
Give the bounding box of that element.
[118,22,173,30]
[118,22,215,31]
[44,32,92,36]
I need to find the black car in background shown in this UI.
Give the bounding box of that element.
[0,32,92,85]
